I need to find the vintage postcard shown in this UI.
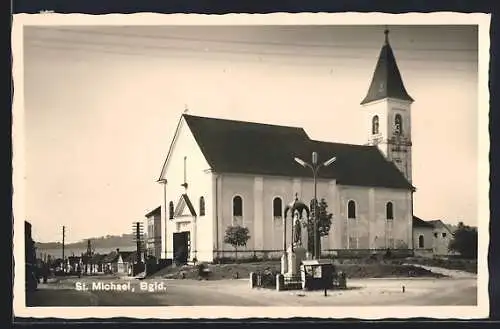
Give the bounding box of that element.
[12,12,490,319]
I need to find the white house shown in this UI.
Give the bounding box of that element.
[428,220,456,256]
[412,217,457,257]
[145,206,162,259]
[156,30,417,262]
[412,216,435,257]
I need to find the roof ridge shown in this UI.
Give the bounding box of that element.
[309,139,377,148]
[145,205,161,217]
[183,114,306,131]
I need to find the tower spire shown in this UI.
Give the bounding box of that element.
[360,28,414,105]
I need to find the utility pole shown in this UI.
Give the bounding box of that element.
[294,152,337,260]
[86,239,92,256]
[132,222,144,261]
[62,226,66,271]
[157,178,168,259]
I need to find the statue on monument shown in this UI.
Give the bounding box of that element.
[293,216,302,246]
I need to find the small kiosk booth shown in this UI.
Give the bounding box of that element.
[300,259,343,291]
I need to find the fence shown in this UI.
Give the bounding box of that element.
[250,271,278,289]
[250,271,305,291]
[283,274,302,290]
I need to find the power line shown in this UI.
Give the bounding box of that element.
[30,27,478,53]
[26,37,477,64]
[26,43,476,73]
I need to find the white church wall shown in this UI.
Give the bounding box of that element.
[372,188,413,250]
[217,174,341,259]
[160,118,213,262]
[338,186,371,249]
[213,173,412,260]
[217,174,255,258]
[262,176,293,254]
[338,186,412,250]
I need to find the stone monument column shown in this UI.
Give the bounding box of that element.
[283,194,310,277]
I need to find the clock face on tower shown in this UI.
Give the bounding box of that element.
[378,82,385,93]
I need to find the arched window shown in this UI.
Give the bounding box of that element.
[233,196,243,217]
[394,114,403,135]
[199,196,205,217]
[347,200,356,219]
[386,202,394,220]
[372,115,379,135]
[273,197,283,218]
[418,235,424,248]
[168,201,174,220]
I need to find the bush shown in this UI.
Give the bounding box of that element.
[449,222,478,259]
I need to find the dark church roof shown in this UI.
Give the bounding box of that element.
[360,29,414,105]
[182,114,414,190]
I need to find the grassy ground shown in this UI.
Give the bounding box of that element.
[152,259,445,280]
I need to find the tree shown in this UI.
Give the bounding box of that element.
[303,198,333,257]
[448,222,478,259]
[224,225,251,261]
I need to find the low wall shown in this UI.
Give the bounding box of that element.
[413,249,434,258]
[211,248,415,263]
[213,250,283,263]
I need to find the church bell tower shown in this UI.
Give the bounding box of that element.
[361,28,414,183]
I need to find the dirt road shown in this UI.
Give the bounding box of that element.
[27,272,477,306]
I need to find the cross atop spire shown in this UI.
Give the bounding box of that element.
[384,27,390,44]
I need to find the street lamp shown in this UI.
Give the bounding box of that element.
[157,178,168,259]
[294,152,336,260]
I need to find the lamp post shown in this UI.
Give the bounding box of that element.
[157,178,168,259]
[294,152,336,260]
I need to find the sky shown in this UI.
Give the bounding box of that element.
[22,24,480,243]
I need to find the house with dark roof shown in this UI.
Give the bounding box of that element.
[157,29,417,262]
[101,249,135,274]
[145,206,162,260]
[413,217,457,257]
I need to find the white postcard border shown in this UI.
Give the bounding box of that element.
[12,12,491,319]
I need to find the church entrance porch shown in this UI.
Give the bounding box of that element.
[173,231,190,265]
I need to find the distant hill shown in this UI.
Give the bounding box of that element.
[35,234,136,251]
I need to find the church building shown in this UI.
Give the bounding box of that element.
[156,29,416,262]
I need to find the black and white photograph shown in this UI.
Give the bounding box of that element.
[12,12,490,319]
